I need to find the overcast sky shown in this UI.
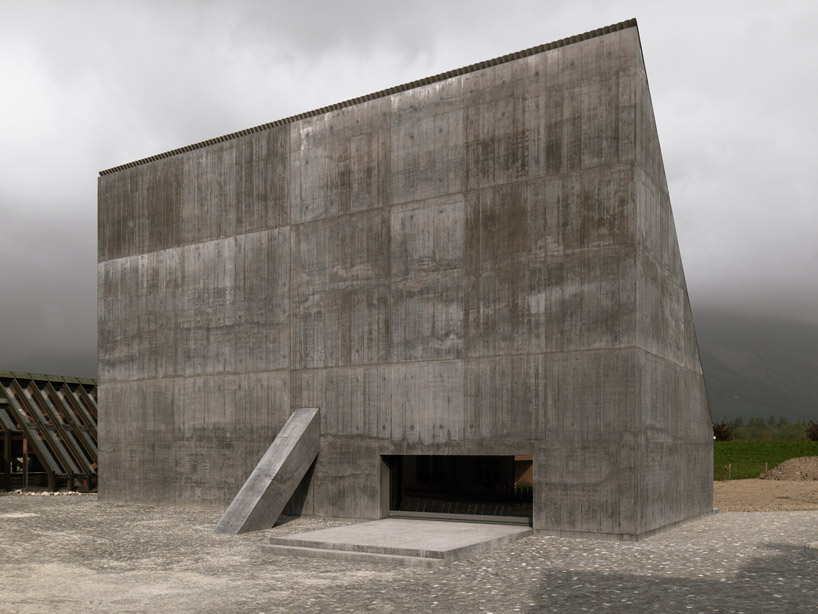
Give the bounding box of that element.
[1,0,816,378]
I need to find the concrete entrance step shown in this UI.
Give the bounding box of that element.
[264,544,446,568]
[265,518,532,567]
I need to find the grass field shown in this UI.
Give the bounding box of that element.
[714,440,818,480]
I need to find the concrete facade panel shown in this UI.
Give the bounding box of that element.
[682,296,704,373]
[545,349,640,441]
[635,62,668,193]
[291,283,390,368]
[638,441,712,535]
[636,168,684,285]
[543,164,636,255]
[390,194,466,278]
[391,274,464,361]
[465,96,530,188]
[290,365,391,439]
[235,126,290,234]
[635,253,684,363]
[544,247,636,352]
[290,116,330,223]
[292,209,390,297]
[390,106,465,204]
[324,99,392,216]
[389,360,465,445]
[468,262,547,357]
[309,437,381,519]
[464,354,545,441]
[480,182,546,267]
[181,144,238,244]
[534,438,638,537]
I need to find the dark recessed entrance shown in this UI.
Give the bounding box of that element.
[383,455,533,525]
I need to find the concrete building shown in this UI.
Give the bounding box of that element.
[97,19,712,540]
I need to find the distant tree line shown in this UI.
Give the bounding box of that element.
[713,417,818,441]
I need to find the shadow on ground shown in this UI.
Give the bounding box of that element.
[525,543,816,613]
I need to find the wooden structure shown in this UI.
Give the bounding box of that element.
[0,371,98,491]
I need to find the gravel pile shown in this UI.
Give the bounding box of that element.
[760,456,818,481]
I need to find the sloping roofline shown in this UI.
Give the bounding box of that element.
[99,18,637,176]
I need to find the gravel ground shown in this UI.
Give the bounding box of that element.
[714,479,818,512]
[1,491,817,614]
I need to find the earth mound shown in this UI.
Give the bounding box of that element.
[759,456,818,481]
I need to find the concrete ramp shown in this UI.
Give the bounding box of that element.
[215,407,319,534]
[266,518,532,567]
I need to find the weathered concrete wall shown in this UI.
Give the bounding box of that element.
[632,45,713,535]
[98,20,712,539]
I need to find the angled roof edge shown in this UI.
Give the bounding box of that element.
[99,18,637,177]
[0,370,97,385]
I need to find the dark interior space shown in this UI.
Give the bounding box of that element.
[385,455,533,522]
[1,438,51,489]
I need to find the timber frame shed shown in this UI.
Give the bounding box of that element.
[0,371,98,492]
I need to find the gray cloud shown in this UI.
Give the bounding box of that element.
[1,0,816,378]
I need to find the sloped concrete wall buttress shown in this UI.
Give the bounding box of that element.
[215,407,319,534]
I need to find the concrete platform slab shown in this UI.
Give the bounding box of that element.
[265,518,532,567]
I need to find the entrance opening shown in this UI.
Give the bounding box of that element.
[383,455,532,524]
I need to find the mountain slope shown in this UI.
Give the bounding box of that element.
[693,310,818,422]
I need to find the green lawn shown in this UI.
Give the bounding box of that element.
[714,440,818,480]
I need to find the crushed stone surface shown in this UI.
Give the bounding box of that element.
[0,491,816,613]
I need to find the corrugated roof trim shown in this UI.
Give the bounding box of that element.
[99,18,637,176]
